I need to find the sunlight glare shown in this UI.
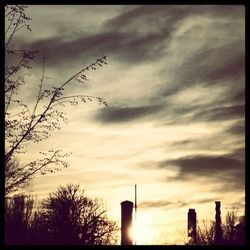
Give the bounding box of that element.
[133,216,156,245]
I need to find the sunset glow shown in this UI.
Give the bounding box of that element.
[133,214,156,245]
[5,5,245,245]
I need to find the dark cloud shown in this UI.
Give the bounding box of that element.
[231,88,245,105]
[226,148,245,162]
[157,102,245,127]
[104,5,183,42]
[95,105,164,123]
[226,120,245,136]
[132,150,245,193]
[11,5,244,131]
[94,100,244,125]
[105,5,172,29]
[169,133,244,159]
[105,5,243,32]
[158,86,245,125]
[158,154,245,191]
[192,104,245,122]
[207,49,245,82]
[117,5,243,76]
[160,42,244,101]
[155,7,244,106]
[14,30,170,68]
[14,5,244,71]
[179,42,244,85]
[159,155,243,173]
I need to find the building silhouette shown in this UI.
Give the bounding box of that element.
[187,208,197,244]
[215,201,223,244]
[121,200,133,245]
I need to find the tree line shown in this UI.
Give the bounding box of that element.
[5,183,118,245]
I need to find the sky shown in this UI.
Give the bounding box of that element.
[6,5,245,244]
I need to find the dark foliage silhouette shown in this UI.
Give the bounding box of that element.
[41,184,118,245]
[5,184,118,245]
[222,209,245,245]
[5,194,35,244]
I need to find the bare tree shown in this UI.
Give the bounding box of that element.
[195,219,215,245]
[41,184,118,245]
[5,5,108,196]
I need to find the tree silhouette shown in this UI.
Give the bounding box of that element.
[5,185,118,245]
[40,184,118,245]
[5,194,35,244]
[222,209,245,245]
[5,5,108,196]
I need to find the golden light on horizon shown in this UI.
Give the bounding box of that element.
[133,214,156,245]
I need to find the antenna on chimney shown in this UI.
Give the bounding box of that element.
[134,184,137,245]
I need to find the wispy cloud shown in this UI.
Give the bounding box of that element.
[140,198,218,209]
[139,200,187,209]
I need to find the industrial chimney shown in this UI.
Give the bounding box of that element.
[188,208,197,244]
[121,200,134,245]
[215,201,223,244]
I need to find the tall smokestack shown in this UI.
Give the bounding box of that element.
[134,184,137,245]
[188,208,197,244]
[215,201,223,244]
[121,200,133,245]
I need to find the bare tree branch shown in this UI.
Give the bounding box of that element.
[5,5,109,196]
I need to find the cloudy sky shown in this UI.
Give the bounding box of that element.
[8,5,245,244]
